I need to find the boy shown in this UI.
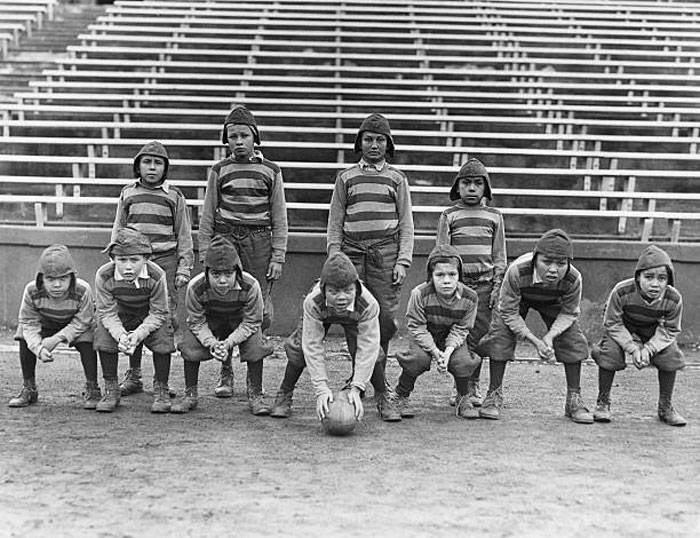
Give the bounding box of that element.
[198,105,288,399]
[111,141,193,397]
[10,245,100,409]
[591,245,686,426]
[393,245,481,419]
[327,113,414,418]
[172,236,273,415]
[479,228,593,424]
[94,227,175,413]
[437,158,506,407]
[269,252,394,422]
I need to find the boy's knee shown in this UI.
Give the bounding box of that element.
[448,346,481,378]
[396,348,431,377]
[591,338,626,371]
[652,344,685,372]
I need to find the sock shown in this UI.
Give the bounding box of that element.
[280,362,305,394]
[100,351,119,380]
[370,356,387,394]
[18,339,38,383]
[488,360,506,390]
[658,369,676,400]
[75,342,98,383]
[597,367,615,399]
[152,353,171,384]
[564,362,582,391]
[129,343,144,370]
[247,360,264,394]
[396,372,417,397]
[455,376,470,396]
[184,360,200,388]
[470,361,482,382]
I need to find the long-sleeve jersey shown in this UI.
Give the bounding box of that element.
[436,201,507,286]
[94,260,170,342]
[499,252,582,339]
[301,281,380,397]
[111,180,194,278]
[184,270,263,348]
[198,152,288,264]
[405,281,477,355]
[327,160,414,267]
[16,278,94,354]
[603,278,682,354]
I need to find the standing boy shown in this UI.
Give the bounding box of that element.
[591,245,686,426]
[437,158,506,406]
[479,229,593,424]
[393,245,480,419]
[172,236,273,415]
[327,113,414,418]
[198,105,288,399]
[94,228,175,413]
[111,141,193,397]
[270,252,392,422]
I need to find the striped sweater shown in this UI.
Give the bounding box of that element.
[16,278,94,354]
[405,281,477,354]
[436,201,507,285]
[499,252,582,339]
[198,152,288,264]
[327,160,414,267]
[603,278,682,354]
[112,180,194,278]
[184,270,263,348]
[95,260,170,343]
[302,281,380,397]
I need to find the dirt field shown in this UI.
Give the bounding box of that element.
[1,331,699,538]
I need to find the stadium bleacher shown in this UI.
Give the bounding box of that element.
[1,0,700,242]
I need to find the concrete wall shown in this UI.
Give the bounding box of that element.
[2,226,700,343]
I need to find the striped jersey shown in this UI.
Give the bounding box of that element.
[603,277,682,354]
[499,252,582,339]
[112,180,194,277]
[436,201,506,285]
[327,160,414,266]
[16,277,94,354]
[405,281,477,353]
[198,152,288,263]
[184,270,263,348]
[94,260,170,342]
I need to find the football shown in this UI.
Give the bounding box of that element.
[322,391,358,436]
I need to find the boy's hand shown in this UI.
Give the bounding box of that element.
[316,391,333,420]
[175,275,189,289]
[117,333,132,354]
[489,287,500,310]
[392,264,406,286]
[37,347,53,363]
[534,338,554,361]
[433,350,448,373]
[41,335,63,353]
[631,347,651,369]
[267,261,283,281]
[347,387,364,420]
[210,340,230,362]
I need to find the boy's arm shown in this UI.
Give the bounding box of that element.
[603,289,638,352]
[492,213,507,289]
[18,285,43,355]
[131,273,170,343]
[445,293,477,350]
[95,273,128,342]
[545,274,582,339]
[301,297,332,398]
[351,303,381,393]
[498,265,530,338]
[269,169,288,264]
[395,174,415,268]
[436,211,450,246]
[326,174,346,255]
[197,167,219,263]
[174,191,194,279]
[225,280,264,347]
[54,283,94,345]
[405,288,441,356]
[646,295,683,354]
[111,189,128,241]
[185,282,217,348]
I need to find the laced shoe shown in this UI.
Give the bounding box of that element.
[448,384,457,407]
[151,381,172,413]
[83,381,102,410]
[658,399,687,427]
[119,368,143,396]
[171,387,198,414]
[565,390,594,424]
[456,393,480,419]
[270,390,293,418]
[214,362,234,398]
[395,393,415,418]
[8,382,38,408]
[467,379,483,407]
[593,393,612,423]
[479,387,503,420]
[248,390,271,416]
[96,380,120,413]
[376,391,402,422]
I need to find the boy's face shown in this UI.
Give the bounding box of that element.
[43,274,71,299]
[114,254,148,283]
[226,124,255,161]
[138,155,166,186]
[432,261,460,299]
[361,131,387,164]
[325,283,356,312]
[637,266,669,300]
[534,254,568,285]
[208,269,237,295]
[458,176,486,206]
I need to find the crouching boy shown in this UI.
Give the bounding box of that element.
[393,245,480,419]
[591,245,686,426]
[269,252,388,422]
[94,228,175,413]
[172,236,273,415]
[479,229,593,424]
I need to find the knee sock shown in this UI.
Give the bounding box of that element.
[129,343,144,370]
[280,362,305,394]
[658,369,676,400]
[455,376,470,396]
[75,342,98,383]
[152,353,171,384]
[564,362,582,391]
[370,358,387,394]
[100,351,119,381]
[396,372,417,397]
[184,360,200,388]
[247,360,264,393]
[18,340,38,383]
[597,368,615,399]
[488,360,506,391]
[470,361,482,382]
